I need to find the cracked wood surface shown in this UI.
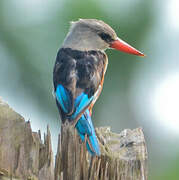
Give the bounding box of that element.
[55,123,147,180]
[0,98,54,180]
[0,97,147,180]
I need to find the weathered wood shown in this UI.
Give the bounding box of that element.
[0,97,148,180]
[0,98,54,180]
[54,123,148,180]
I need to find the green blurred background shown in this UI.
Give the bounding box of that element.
[0,0,179,179]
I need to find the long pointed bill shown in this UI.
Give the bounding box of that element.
[110,37,145,56]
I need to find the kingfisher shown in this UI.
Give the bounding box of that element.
[53,19,144,156]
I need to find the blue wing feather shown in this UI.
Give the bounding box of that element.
[56,84,93,119]
[56,84,72,113]
[71,92,93,120]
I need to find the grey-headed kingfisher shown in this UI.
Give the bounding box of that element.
[53,19,144,156]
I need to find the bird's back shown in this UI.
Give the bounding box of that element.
[53,48,107,121]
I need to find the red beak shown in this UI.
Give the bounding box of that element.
[110,37,145,56]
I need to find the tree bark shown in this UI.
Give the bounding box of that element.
[0,97,148,180]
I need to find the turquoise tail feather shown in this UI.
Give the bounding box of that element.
[75,109,100,156]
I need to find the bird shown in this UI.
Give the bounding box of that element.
[53,19,144,156]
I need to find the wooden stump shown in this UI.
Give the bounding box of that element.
[54,122,148,180]
[0,97,148,180]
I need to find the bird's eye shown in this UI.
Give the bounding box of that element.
[99,32,113,43]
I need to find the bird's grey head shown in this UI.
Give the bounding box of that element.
[62,19,117,51]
